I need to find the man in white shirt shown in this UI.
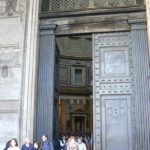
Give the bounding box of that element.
[77,138,86,150]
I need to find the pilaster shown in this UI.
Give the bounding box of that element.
[36,24,56,142]
[20,0,40,144]
[129,19,150,150]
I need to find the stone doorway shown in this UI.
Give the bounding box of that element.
[56,34,93,137]
[36,21,150,150]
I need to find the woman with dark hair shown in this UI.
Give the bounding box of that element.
[4,140,11,150]
[8,138,20,150]
[33,141,40,150]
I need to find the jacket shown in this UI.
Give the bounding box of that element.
[21,144,34,150]
[41,140,54,150]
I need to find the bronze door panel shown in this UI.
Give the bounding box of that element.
[93,32,133,150]
[102,96,132,150]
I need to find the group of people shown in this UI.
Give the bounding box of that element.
[4,134,53,150]
[58,134,92,150]
[3,134,92,150]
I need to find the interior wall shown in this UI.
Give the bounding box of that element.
[57,35,93,136]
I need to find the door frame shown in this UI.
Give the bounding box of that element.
[38,17,131,148]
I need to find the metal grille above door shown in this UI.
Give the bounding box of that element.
[48,0,137,11]
[92,32,133,150]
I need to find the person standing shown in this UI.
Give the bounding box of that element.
[59,135,66,150]
[41,134,54,150]
[21,138,34,150]
[33,141,40,150]
[7,138,20,150]
[66,136,78,150]
[85,138,90,150]
[77,138,86,150]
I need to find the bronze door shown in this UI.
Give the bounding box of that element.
[93,32,133,150]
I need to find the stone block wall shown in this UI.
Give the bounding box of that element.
[0,1,26,149]
[0,0,39,149]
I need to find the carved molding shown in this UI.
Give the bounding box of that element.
[40,24,56,30]
[0,0,5,14]
[40,24,57,35]
[16,0,26,13]
[128,19,146,24]
[5,0,17,16]
[0,0,26,16]
[128,19,147,30]
[1,65,9,77]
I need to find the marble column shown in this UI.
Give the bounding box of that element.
[129,19,150,150]
[20,0,40,144]
[36,24,56,142]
